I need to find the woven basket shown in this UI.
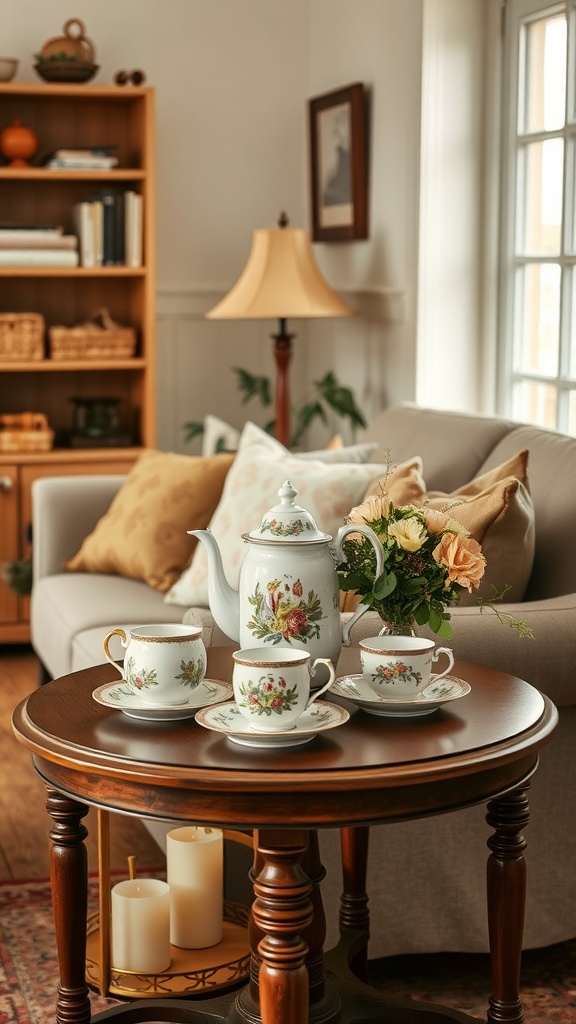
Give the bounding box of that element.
[0,313,44,361]
[0,412,54,452]
[49,326,137,361]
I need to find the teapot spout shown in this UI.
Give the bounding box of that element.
[188,529,240,642]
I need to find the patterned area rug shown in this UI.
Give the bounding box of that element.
[1,876,575,1023]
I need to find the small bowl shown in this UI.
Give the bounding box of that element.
[0,58,18,82]
[34,59,98,84]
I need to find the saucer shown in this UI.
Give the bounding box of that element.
[195,701,350,748]
[92,678,233,721]
[330,674,471,717]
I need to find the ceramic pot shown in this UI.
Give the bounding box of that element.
[0,120,38,167]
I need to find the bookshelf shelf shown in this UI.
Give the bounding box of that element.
[0,266,147,277]
[0,82,156,643]
[0,169,147,181]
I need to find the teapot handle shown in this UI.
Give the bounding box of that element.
[334,523,384,646]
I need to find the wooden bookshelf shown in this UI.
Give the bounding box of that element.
[0,83,156,643]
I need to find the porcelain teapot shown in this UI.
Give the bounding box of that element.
[190,479,383,669]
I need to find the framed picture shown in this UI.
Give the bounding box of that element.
[308,82,368,242]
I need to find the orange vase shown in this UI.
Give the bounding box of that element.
[0,119,38,167]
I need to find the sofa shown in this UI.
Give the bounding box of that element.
[30,402,576,958]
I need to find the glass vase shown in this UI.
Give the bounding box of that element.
[377,617,416,638]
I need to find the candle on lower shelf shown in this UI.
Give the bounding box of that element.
[166,826,224,948]
[111,878,171,973]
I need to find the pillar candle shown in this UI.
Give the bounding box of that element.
[166,826,223,948]
[111,878,171,973]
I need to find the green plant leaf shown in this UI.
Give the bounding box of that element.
[314,373,367,429]
[291,401,327,447]
[183,421,205,442]
[232,368,272,407]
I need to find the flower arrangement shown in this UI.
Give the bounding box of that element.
[336,492,533,640]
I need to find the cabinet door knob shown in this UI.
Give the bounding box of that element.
[0,475,14,493]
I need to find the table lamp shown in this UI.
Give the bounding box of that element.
[205,212,353,447]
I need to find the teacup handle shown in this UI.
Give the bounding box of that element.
[103,628,129,681]
[430,646,455,682]
[306,658,336,708]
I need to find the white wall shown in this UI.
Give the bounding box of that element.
[1,0,491,452]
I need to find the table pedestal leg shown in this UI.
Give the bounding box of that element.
[339,826,370,981]
[235,830,340,1024]
[47,787,91,1024]
[486,785,530,1024]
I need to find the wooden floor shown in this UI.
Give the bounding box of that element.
[0,644,163,881]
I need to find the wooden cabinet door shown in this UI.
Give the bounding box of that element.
[0,466,19,627]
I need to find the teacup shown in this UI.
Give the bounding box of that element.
[232,647,336,732]
[103,623,207,706]
[359,636,454,701]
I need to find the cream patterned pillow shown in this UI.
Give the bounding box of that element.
[164,423,388,608]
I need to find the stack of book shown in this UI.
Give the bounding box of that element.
[74,190,143,268]
[44,147,119,170]
[0,225,79,266]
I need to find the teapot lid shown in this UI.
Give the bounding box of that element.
[248,480,330,543]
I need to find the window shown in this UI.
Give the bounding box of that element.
[499,0,576,434]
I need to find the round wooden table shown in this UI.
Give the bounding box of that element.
[12,647,557,1024]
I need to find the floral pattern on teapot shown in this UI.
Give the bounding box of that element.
[259,517,313,538]
[246,575,322,645]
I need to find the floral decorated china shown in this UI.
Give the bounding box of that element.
[92,678,232,721]
[330,674,471,717]
[195,700,349,748]
[231,646,335,731]
[102,623,207,706]
[189,480,383,670]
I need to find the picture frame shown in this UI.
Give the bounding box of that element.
[308,82,368,242]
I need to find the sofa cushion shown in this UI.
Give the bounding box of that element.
[363,402,517,491]
[164,422,388,608]
[474,425,576,601]
[64,449,235,592]
[31,572,181,679]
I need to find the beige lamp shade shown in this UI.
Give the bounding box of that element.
[206,225,353,320]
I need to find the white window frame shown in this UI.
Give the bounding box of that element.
[498,0,576,432]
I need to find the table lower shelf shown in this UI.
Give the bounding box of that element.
[86,901,251,999]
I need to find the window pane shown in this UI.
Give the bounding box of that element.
[569,391,576,435]
[513,379,558,428]
[515,263,561,373]
[520,13,566,133]
[568,138,576,253]
[517,138,563,253]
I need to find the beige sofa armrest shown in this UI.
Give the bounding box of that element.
[182,607,237,649]
[32,475,126,582]
[346,596,576,708]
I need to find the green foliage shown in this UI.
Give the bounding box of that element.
[183,367,366,448]
[0,560,32,596]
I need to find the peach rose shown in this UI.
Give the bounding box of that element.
[422,508,451,534]
[388,516,427,552]
[346,494,390,525]
[432,533,486,592]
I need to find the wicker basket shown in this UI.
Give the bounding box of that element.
[0,412,54,452]
[49,326,137,361]
[0,313,44,361]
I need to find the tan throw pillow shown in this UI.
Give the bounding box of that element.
[364,456,426,506]
[340,450,535,611]
[65,449,235,591]
[418,449,533,604]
